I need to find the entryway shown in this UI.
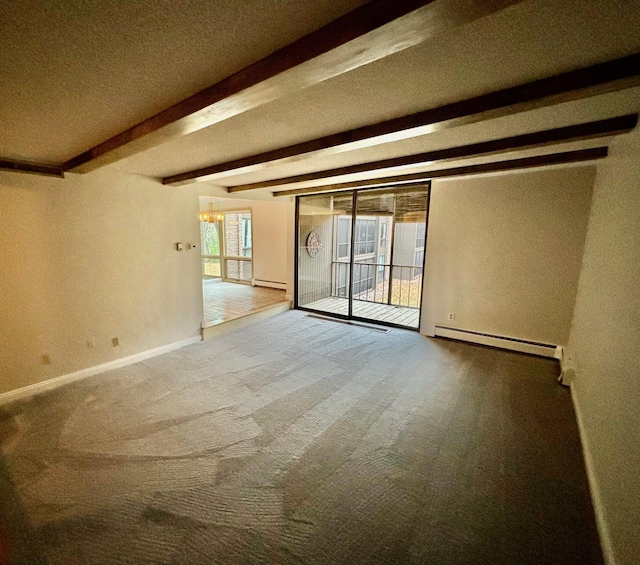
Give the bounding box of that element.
[296,185,430,330]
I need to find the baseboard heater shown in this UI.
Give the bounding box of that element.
[433,325,558,358]
[253,279,287,290]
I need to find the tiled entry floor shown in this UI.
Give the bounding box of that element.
[202,279,288,327]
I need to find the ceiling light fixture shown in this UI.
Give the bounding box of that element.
[199,201,224,223]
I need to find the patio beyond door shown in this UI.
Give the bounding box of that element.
[296,185,429,329]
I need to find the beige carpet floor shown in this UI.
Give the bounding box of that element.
[0,311,602,564]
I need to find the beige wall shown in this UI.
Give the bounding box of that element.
[198,197,292,286]
[421,167,595,345]
[0,169,294,396]
[567,130,640,565]
[0,169,206,394]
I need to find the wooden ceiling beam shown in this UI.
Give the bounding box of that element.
[0,158,64,178]
[163,53,640,186]
[226,114,636,192]
[271,147,609,197]
[64,0,521,174]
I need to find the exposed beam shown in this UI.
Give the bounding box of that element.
[0,158,64,178]
[226,114,637,192]
[165,53,640,186]
[64,0,521,174]
[271,147,609,197]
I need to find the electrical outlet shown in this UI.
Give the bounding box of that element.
[112,337,120,347]
[448,313,456,321]
[86,339,95,349]
[42,354,51,365]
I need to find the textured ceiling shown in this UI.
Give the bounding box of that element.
[1,0,639,191]
[108,0,640,180]
[218,88,640,188]
[0,0,367,162]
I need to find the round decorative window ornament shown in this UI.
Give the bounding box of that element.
[306,231,322,257]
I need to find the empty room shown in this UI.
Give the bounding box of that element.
[1,1,639,564]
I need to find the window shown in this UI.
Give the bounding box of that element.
[241,216,252,257]
[353,261,375,296]
[335,262,349,297]
[200,221,221,278]
[200,210,253,282]
[416,223,426,248]
[337,217,350,259]
[355,219,376,256]
[223,212,252,281]
[378,255,385,273]
[413,249,424,278]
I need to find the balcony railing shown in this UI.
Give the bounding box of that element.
[331,261,423,309]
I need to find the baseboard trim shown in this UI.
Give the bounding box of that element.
[571,384,617,565]
[0,335,202,407]
[557,347,577,386]
[253,279,287,290]
[433,325,557,358]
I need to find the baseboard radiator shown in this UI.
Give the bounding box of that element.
[434,325,559,358]
[253,279,287,290]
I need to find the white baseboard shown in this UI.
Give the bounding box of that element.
[0,335,202,407]
[433,325,557,358]
[571,384,616,565]
[421,320,436,337]
[253,279,287,290]
[557,347,577,386]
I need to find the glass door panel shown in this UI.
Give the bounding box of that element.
[297,192,353,317]
[297,185,429,329]
[388,189,429,319]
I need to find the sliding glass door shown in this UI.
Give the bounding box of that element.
[296,184,429,329]
[297,192,353,317]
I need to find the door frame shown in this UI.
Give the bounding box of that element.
[294,184,431,331]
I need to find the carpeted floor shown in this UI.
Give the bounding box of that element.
[0,311,602,564]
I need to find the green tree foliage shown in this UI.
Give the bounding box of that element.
[200,222,220,255]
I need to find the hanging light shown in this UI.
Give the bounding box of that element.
[200,201,224,223]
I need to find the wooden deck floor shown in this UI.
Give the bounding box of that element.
[203,279,288,327]
[304,296,420,328]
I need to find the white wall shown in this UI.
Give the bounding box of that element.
[199,197,292,286]
[421,166,595,345]
[0,170,295,396]
[567,130,640,565]
[0,169,206,394]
